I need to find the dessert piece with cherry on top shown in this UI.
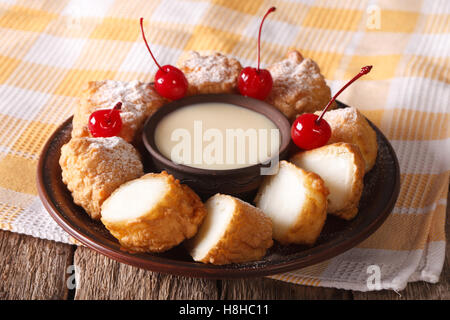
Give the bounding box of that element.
[314,106,378,173]
[291,65,372,150]
[72,80,165,142]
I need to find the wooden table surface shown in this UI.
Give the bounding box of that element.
[1,194,448,300]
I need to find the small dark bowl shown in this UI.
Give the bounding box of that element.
[142,94,291,200]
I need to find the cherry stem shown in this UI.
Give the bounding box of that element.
[316,65,372,124]
[257,7,276,71]
[108,102,122,118]
[140,17,163,72]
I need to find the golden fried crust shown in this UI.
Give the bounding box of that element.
[290,143,365,220]
[59,137,144,220]
[267,50,336,122]
[189,195,273,265]
[314,107,378,172]
[101,172,207,253]
[331,145,364,220]
[255,161,329,245]
[72,80,165,143]
[282,164,328,245]
[177,51,242,95]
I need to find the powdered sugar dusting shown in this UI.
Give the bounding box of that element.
[87,136,122,151]
[266,50,334,120]
[177,51,242,88]
[321,106,360,123]
[87,80,163,131]
[270,53,322,91]
[85,137,143,176]
[60,136,143,219]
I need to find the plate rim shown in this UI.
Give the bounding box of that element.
[36,101,401,279]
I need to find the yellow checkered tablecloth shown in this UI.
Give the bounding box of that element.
[0,0,448,291]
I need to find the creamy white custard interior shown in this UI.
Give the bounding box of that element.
[155,103,280,170]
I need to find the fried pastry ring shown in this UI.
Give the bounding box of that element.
[72,80,165,143]
[255,160,329,245]
[315,107,378,172]
[101,172,206,253]
[59,136,144,220]
[187,194,273,265]
[290,143,365,220]
[177,51,242,95]
[267,50,335,122]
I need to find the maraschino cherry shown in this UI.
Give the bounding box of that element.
[291,65,373,150]
[238,7,276,100]
[140,18,188,100]
[88,102,123,138]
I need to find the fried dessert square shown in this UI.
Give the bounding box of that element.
[101,172,206,253]
[177,51,242,95]
[187,194,273,265]
[267,50,335,122]
[290,143,365,220]
[314,107,378,172]
[59,136,144,220]
[72,80,165,143]
[255,160,329,245]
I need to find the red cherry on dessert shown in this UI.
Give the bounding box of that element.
[291,113,331,150]
[238,7,276,100]
[291,65,373,150]
[88,102,122,138]
[154,65,188,100]
[239,67,273,100]
[140,18,188,100]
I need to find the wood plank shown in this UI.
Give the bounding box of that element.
[221,277,352,299]
[73,246,219,300]
[0,230,74,299]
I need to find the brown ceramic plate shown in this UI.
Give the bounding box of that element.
[37,101,400,278]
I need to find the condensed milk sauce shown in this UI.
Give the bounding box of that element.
[155,103,280,170]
